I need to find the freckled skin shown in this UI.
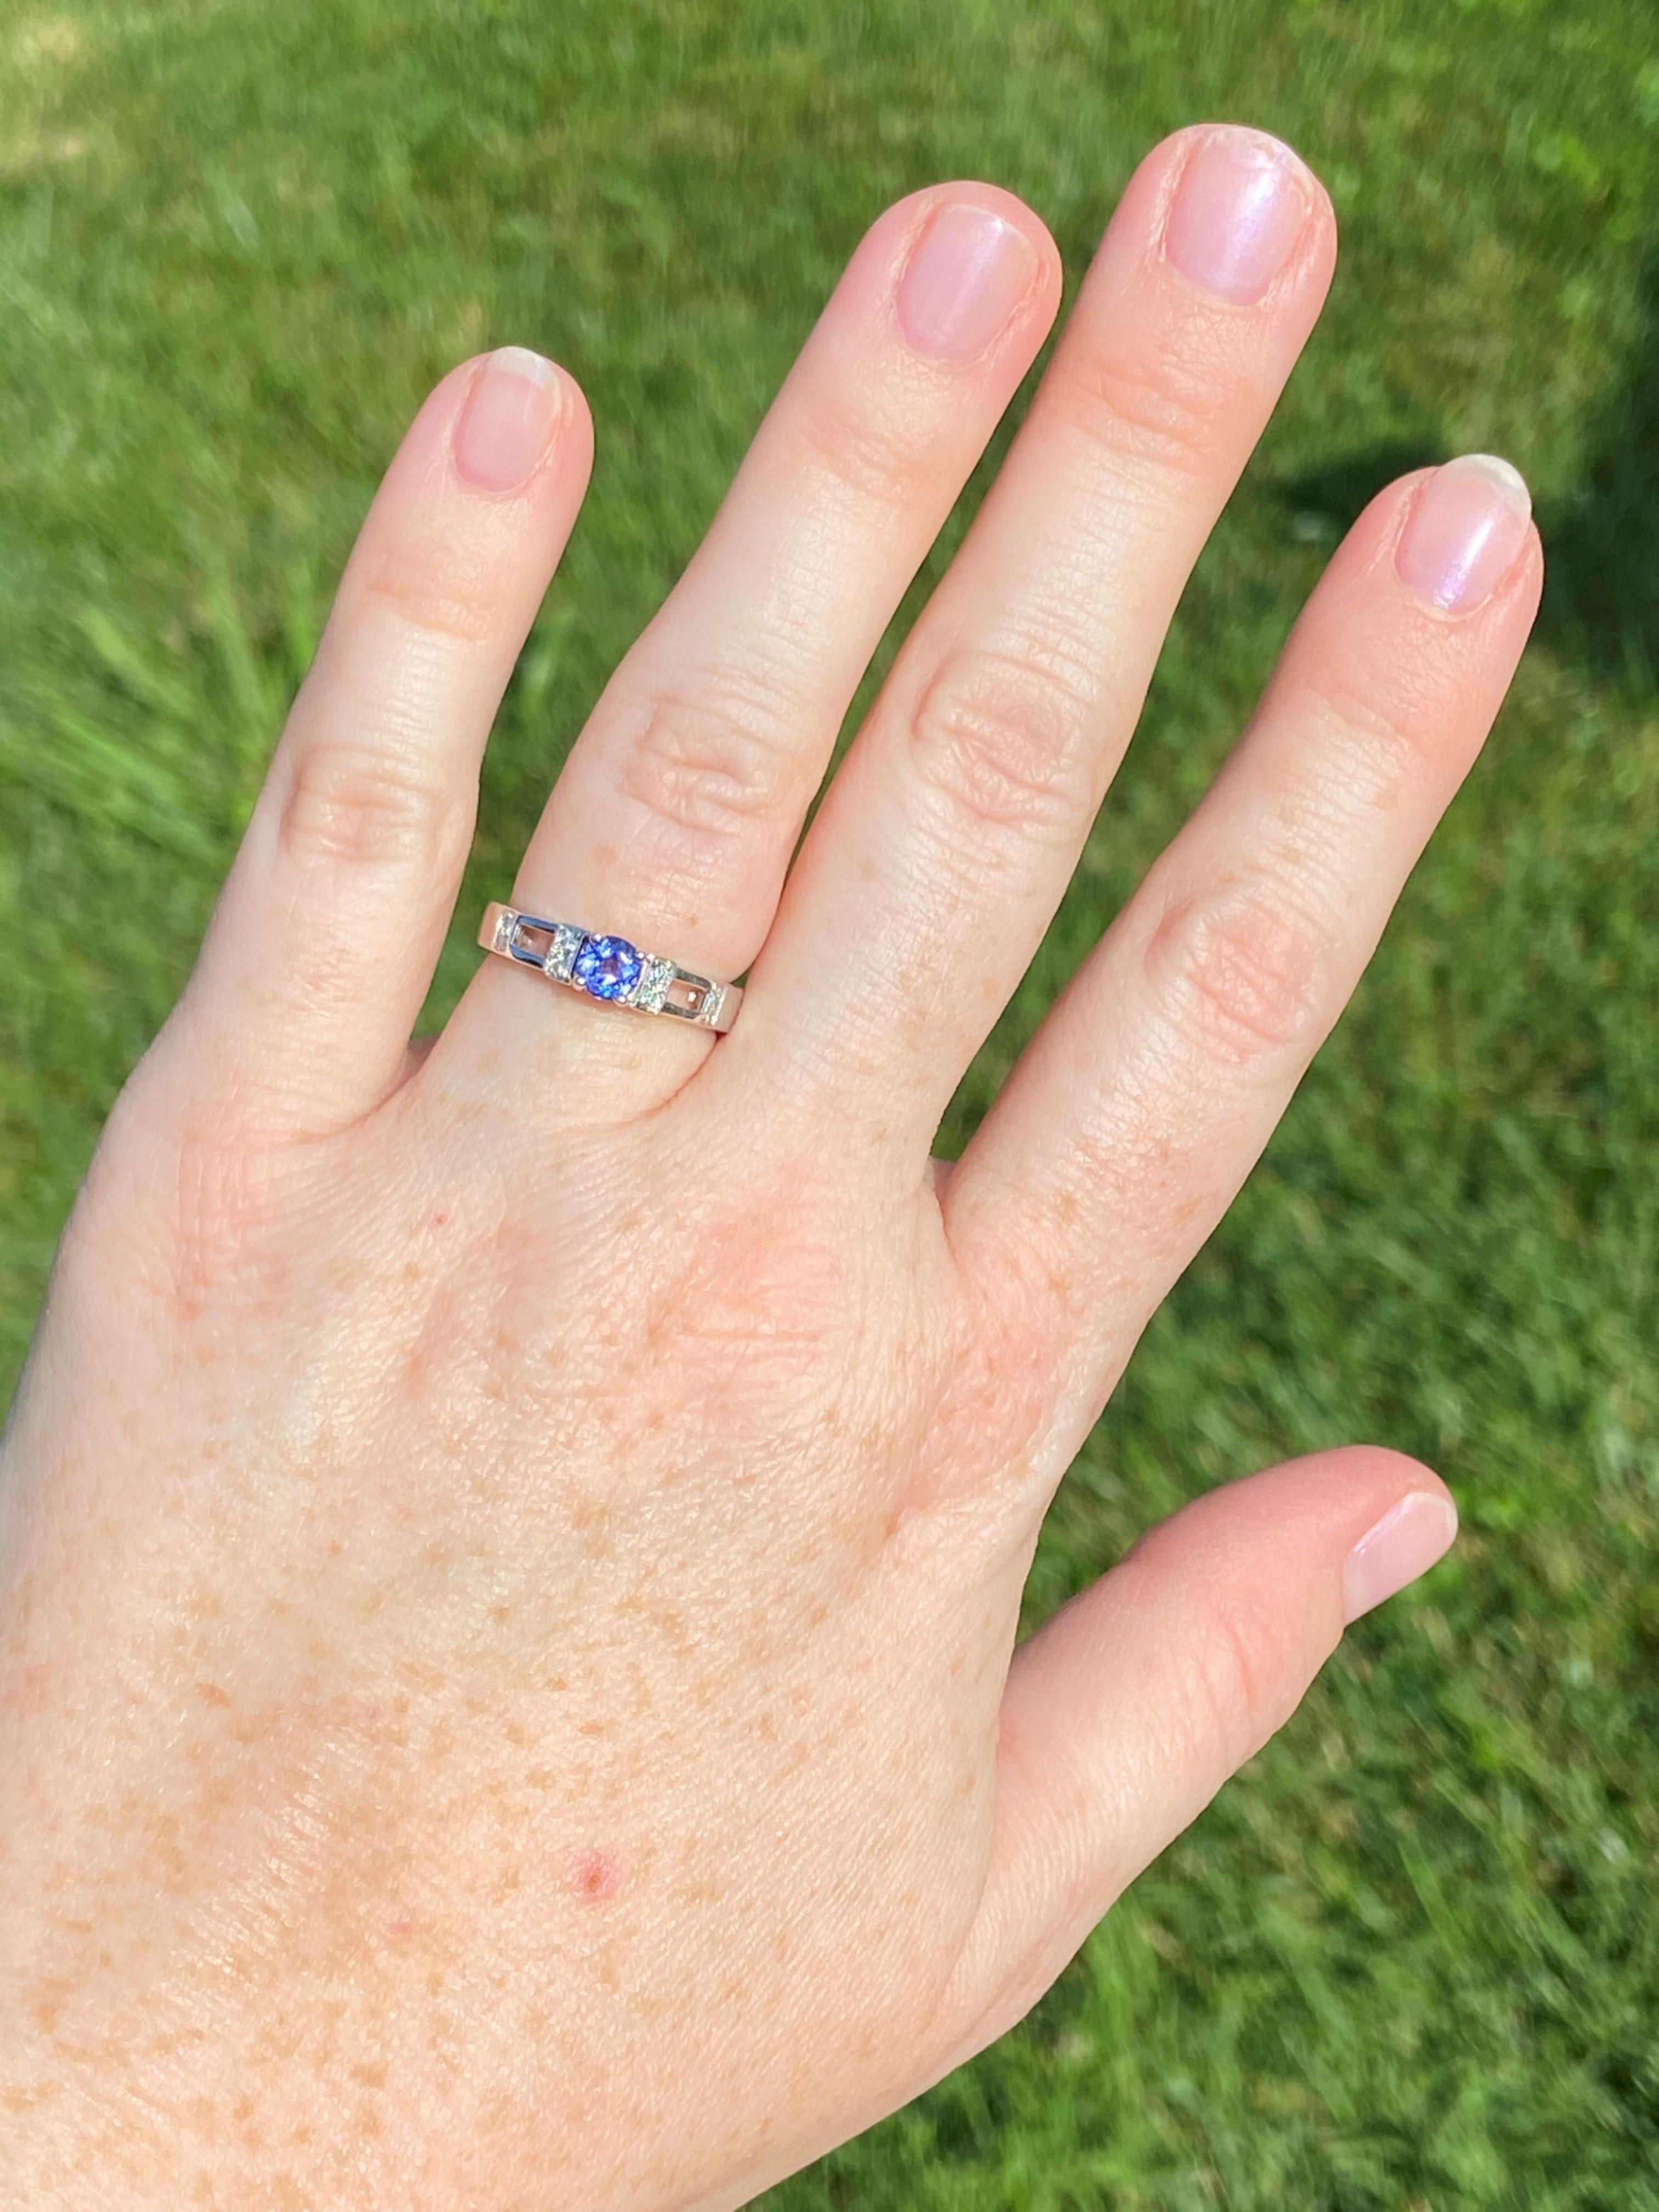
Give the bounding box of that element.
[0,1067,1044,2212]
[0,126,1531,2212]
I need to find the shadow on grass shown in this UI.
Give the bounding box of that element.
[1539,236,1659,693]
[1272,235,1659,695]
[1272,433,1450,545]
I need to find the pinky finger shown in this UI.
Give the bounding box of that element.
[944,456,1541,1436]
[167,348,592,1139]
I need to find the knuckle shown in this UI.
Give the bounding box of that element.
[1048,337,1226,480]
[357,536,500,647]
[1148,875,1327,1066]
[1297,656,1441,780]
[928,1274,1058,1492]
[791,381,933,516]
[72,1093,303,1329]
[168,1131,290,1300]
[618,679,803,843]
[1178,1589,1296,1770]
[622,1173,862,1455]
[901,645,1096,842]
[279,735,464,871]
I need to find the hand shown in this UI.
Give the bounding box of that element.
[0,124,1540,2208]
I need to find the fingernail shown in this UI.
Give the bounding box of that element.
[453,346,564,492]
[1163,126,1313,304]
[1342,1492,1459,1623]
[896,204,1040,363]
[1394,453,1533,614]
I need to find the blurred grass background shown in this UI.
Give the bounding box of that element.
[3,0,1659,2202]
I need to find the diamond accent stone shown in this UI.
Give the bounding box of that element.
[572,933,642,1002]
[635,954,675,1014]
[544,921,585,984]
[698,982,727,1029]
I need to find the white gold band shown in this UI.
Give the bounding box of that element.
[477,902,742,1034]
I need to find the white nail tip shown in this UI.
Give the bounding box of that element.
[490,345,559,386]
[1451,451,1532,517]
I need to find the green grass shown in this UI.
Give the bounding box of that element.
[4,1,1659,2203]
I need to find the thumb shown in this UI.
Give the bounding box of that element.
[929,1446,1457,2078]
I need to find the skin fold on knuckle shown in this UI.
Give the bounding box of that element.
[353,526,510,649]
[1184,1598,1295,1771]
[1044,317,1243,485]
[1291,642,1463,803]
[1143,870,1331,1071]
[615,677,810,847]
[1145,1562,1327,1780]
[899,643,1097,850]
[787,372,942,519]
[277,733,470,875]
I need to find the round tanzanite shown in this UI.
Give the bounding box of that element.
[572,933,642,1002]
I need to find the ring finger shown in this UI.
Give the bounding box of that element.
[441,183,1062,1105]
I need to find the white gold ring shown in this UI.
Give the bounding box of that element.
[478,902,741,1034]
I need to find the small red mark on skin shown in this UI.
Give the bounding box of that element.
[571,1850,620,1905]
[388,1908,417,1939]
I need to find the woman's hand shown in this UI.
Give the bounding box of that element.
[0,125,1540,2209]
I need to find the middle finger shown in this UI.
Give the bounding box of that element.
[447,184,1060,1101]
[736,125,1335,1143]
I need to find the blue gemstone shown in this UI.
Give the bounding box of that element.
[572,933,642,1001]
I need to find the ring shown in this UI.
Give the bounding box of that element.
[477,902,742,1034]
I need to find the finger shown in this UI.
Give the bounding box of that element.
[927,1447,1458,2076]
[946,457,1542,1444]
[443,185,1060,1105]
[171,349,593,1137]
[733,125,1335,1142]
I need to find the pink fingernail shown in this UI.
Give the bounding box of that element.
[896,204,1040,363]
[1162,126,1313,304]
[1395,454,1533,614]
[1342,1492,1459,1623]
[453,346,564,492]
